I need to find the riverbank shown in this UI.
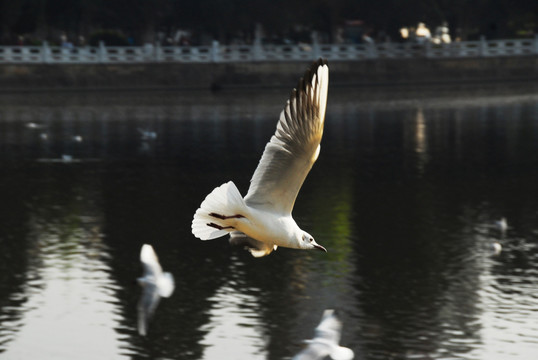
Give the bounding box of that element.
[0,56,537,91]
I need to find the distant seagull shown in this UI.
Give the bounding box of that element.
[138,128,158,140]
[137,244,175,336]
[192,59,329,257]
[73,135,83,142]
[495,217,508,233]
[293,309,354,360]
[61,154,73,162]
[25,122,46,130]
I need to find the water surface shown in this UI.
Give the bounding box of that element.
[0,87,537,359]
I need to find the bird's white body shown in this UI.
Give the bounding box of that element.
[192,59,329,257]
[26,122,46,129]
[233,206,298,247]
[194,181,306,250]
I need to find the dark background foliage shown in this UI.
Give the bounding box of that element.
[1,0,536,45]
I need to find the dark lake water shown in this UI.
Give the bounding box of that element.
[0,86,537,360]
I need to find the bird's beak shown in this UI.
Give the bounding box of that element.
[314,243,327,252]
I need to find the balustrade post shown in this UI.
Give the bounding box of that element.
[253,23,264,61]
[211,40,220,62]
[253,38,263,61]
[425,41,432,58]
[366,43,377,59]
[479,36,487,56]
[41,41,51,63]
[311,31,321,59]
[98,41,106,63]
[155,42,162,62]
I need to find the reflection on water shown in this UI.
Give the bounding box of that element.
[0,88,537,359]
[0,166,125,359]
[201,256,266,360]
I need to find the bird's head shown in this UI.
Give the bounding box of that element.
[299,231,327,252]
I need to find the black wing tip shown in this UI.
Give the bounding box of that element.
[297,58,328,93]
[287,58,328,110]
[307,58,328,79]
[312,57,329,69]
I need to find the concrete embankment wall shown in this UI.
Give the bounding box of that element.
[0,56,537,91]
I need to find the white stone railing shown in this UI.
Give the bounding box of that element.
[0,37,537,64]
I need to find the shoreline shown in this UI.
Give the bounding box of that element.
[0,56,537,92]
[1,81,537,114]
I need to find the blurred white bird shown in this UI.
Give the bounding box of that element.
[495,217,508,232]
[293,309,354,360]
[192,59,329,257]
[25,122,46,130]
[137,244,175,336]
[61,154,73,162]
[138,128,157,140]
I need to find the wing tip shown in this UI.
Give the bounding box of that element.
[294,59,329,102]
[140,244,158,264]
[289,58,328,126]
[300,58,328,91]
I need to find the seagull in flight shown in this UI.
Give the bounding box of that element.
[137,244,175,336]
[293,309,354,360]
[192,58,329,257]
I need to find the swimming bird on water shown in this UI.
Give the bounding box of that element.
[192,59,329,257]
[138,128,158,140]
[495,217,508,232]
[137,244,175,336]
[293,309,354,360]
[25,122,46,130]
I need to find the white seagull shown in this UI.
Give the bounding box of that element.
[137,244,175,336]
[25,122,46,130]
[293,309,354,360]
[191,59,329,257]
[138,128,158,140]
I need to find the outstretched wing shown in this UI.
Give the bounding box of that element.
[244,59,329,215]
[315,309,342,344]
[140,244,163,278]
[137,283,161,336]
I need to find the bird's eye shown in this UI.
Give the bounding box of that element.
[309,238,313,243]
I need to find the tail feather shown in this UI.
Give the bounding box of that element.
[192,181,246,240]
